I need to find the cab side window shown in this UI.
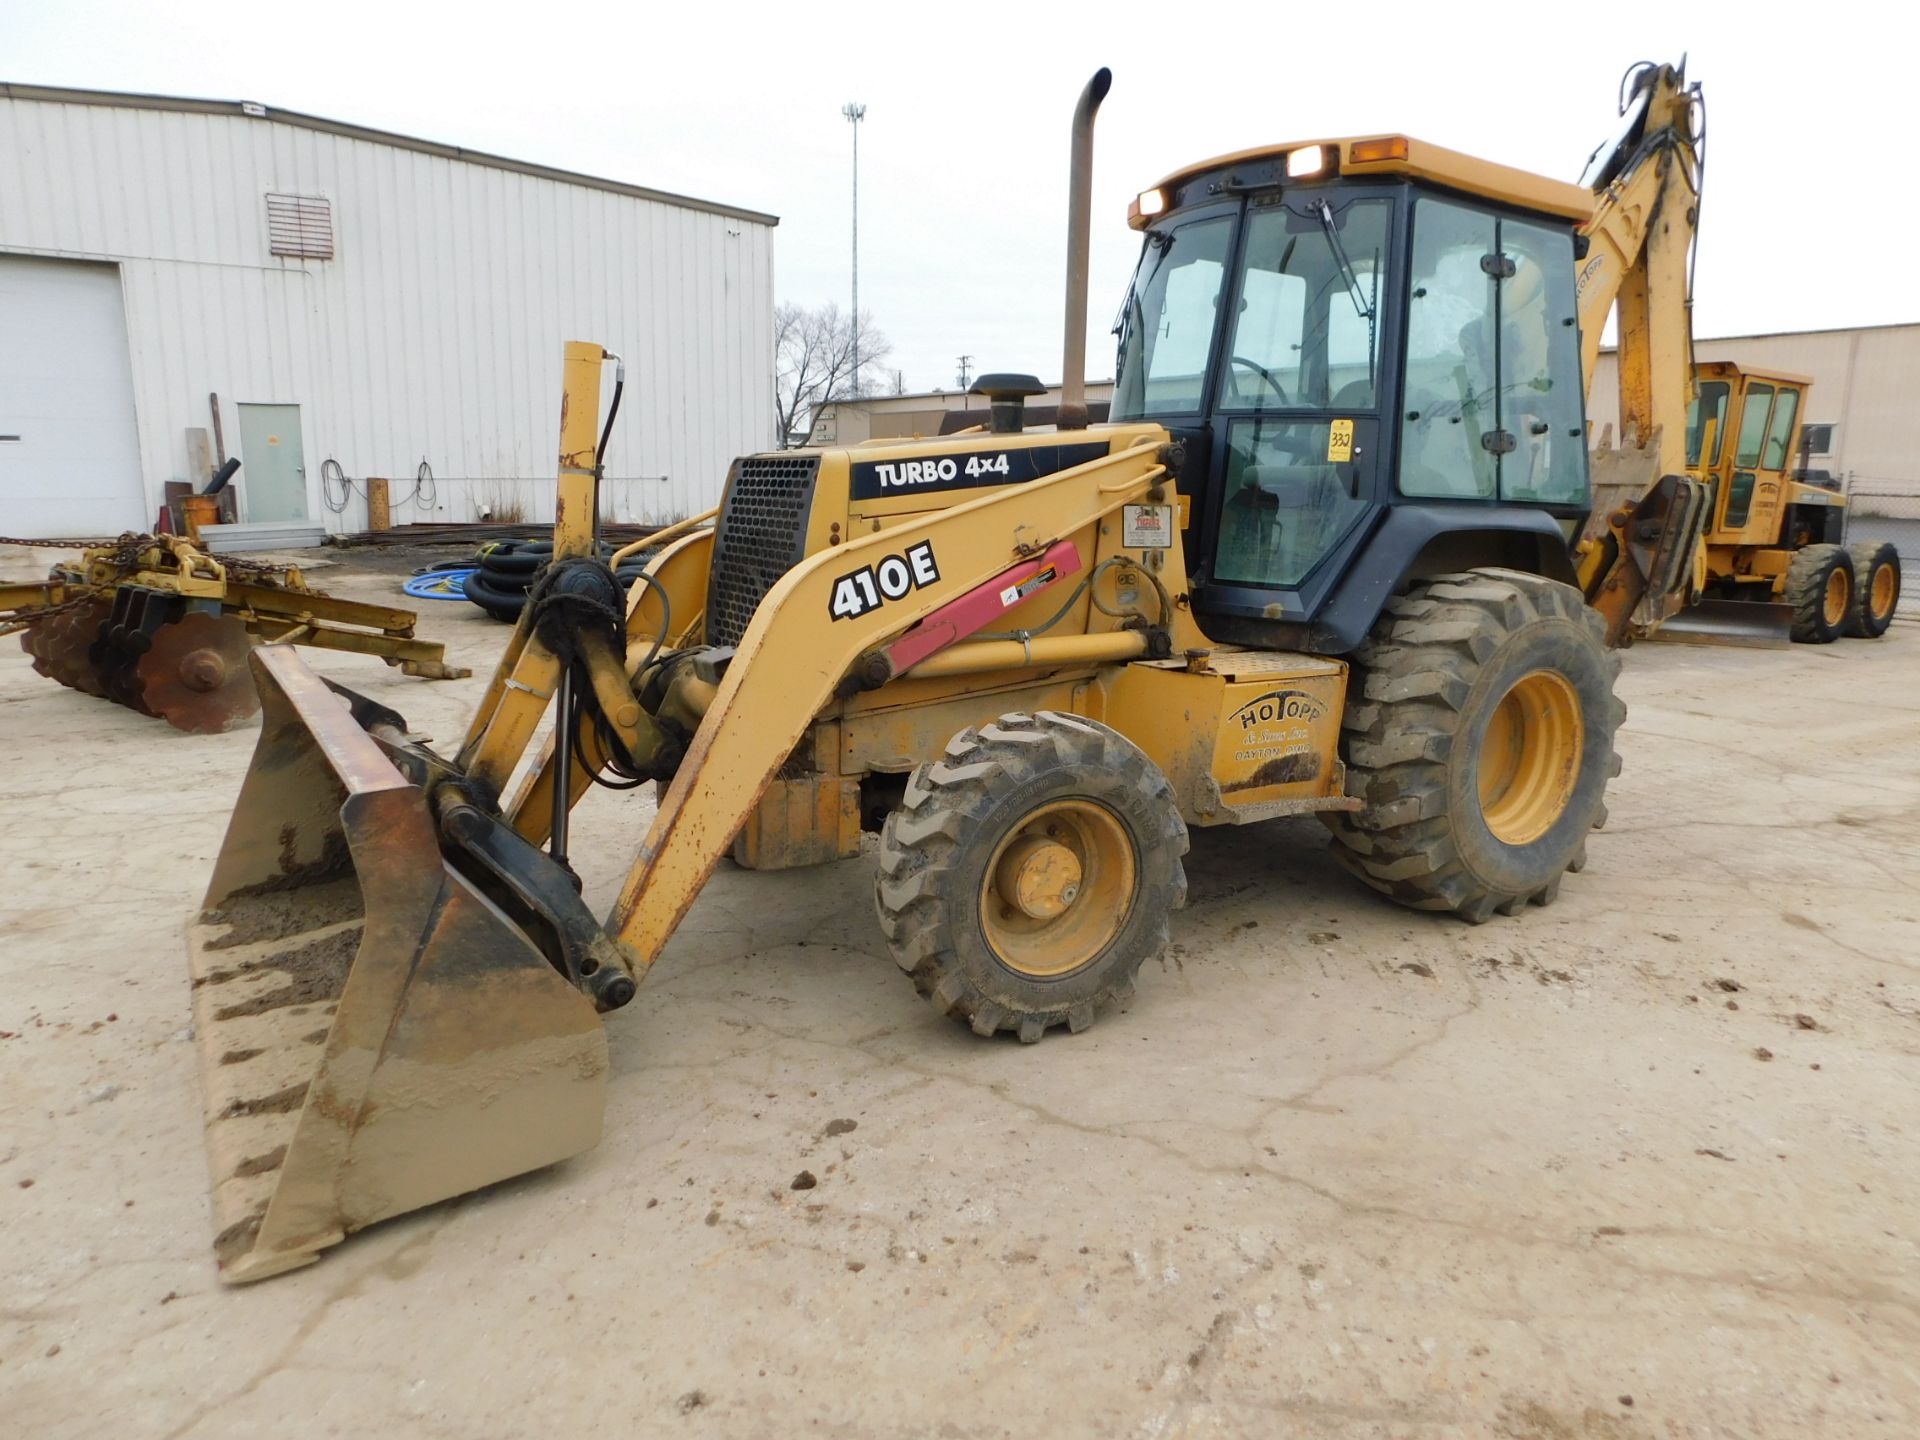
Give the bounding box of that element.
[1499,220,1585,504]
[1687,381,1730,466]
[1734,383,1774,468]
[1762,388,1800,469]
[1401,202,1496,498]
[1399,199,1586,505]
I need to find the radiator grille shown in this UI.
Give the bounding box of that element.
[706,454,820,647]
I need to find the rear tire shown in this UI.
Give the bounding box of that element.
[1786,543,1853,644]
[1845,541,1900,638]
[875,712,1187,1042]
[1323,569,1625,924]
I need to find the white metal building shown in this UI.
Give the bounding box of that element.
[0,83,777,539]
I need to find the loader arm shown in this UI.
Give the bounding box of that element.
[1568,61,1716,644]
[606,437,1172,968]
[506,524,718,846]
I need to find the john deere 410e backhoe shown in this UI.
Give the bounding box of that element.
[187,63,1812,1282]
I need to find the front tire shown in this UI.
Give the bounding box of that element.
[1323,569,1625,924]
[875,712,1188,1042]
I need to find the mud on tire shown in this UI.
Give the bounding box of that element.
[1322,568,1626,925]
[874,711,1188,1042]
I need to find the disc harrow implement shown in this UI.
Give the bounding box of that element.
[4,534,469,731]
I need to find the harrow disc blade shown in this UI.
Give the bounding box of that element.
[41,601,112,697]
[136,611,261,733]
[20,619,52,674]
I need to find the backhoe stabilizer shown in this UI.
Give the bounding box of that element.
[187,645,613,1282]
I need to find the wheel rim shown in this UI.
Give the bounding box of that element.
[1871,561,1898,621]
[1823,565,1850,627]
[979,799,1136,978]
[1478,670,1584,847]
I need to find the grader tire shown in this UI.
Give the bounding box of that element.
[1323,569,1625,925]
[875,711,1187,1043]
[1845,541,1901,638]
[1785,543,1853,644]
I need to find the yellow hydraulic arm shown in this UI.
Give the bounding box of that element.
[438,342,1177,995]
[605,437,1172,973]
[1569,61,1714,644]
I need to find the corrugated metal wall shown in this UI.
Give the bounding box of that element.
[0,91,776,533]
[1588,324,1920,501]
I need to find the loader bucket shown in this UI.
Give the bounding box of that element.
[1646,597,1794,648]
[186,646,606,1283]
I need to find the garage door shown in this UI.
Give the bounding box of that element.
[0,255,146,537]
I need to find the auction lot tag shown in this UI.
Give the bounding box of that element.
[1122,503,1175,549]
[1327,419,1354,463]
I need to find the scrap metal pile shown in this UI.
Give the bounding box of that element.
[4,533,468,733]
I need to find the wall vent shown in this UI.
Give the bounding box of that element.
[265,193,334,260]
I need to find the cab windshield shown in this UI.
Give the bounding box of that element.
[1112,213,1234,418]
[1112,194,1389,421]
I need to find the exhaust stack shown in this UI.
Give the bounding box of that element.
[1059,67,1111,431]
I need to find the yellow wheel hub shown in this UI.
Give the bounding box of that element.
[1823,566,1850,627]
[1478,670,1583,847]
[1871,563,1897,620]
[981,800,1135,978]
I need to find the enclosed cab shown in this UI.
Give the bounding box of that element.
[1113,135,1595,652]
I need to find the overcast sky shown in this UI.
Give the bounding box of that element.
[7,0,1908,396]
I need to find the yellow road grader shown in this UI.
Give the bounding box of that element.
[185,63,1831,1281]
[1661,360,1901,643]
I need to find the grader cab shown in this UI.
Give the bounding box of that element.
[186,70,1657,1281]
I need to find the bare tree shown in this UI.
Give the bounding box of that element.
[774,302,893,447]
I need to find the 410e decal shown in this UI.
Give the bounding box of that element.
[829,541,942,621]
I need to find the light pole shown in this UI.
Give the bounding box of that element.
[842,102,866,397]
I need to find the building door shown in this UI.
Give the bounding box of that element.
[237,404,308,524]
[0,256,145,537]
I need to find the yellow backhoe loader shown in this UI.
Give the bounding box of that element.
[187,64,1770,1283]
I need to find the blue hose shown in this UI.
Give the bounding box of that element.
[404,567,478,600]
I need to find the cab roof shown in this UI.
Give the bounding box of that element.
[1144,135,1596,225]
[1697,359,1816,388]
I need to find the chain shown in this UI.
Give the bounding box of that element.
[0,590,104,637]
[2,532,300,636]
[0,535,118,549]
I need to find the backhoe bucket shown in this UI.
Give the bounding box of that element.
[186,646,606,1283]
[1646,597,1794,648]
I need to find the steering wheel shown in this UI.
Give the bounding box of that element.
[1229,355,1290,405]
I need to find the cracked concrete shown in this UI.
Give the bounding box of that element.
[3,542,1919,1438]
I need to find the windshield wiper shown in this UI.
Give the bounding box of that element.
[1315,200,1372,321]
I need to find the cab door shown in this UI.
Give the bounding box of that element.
[1719,381,1800,544]
[1197,190,1395,620]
